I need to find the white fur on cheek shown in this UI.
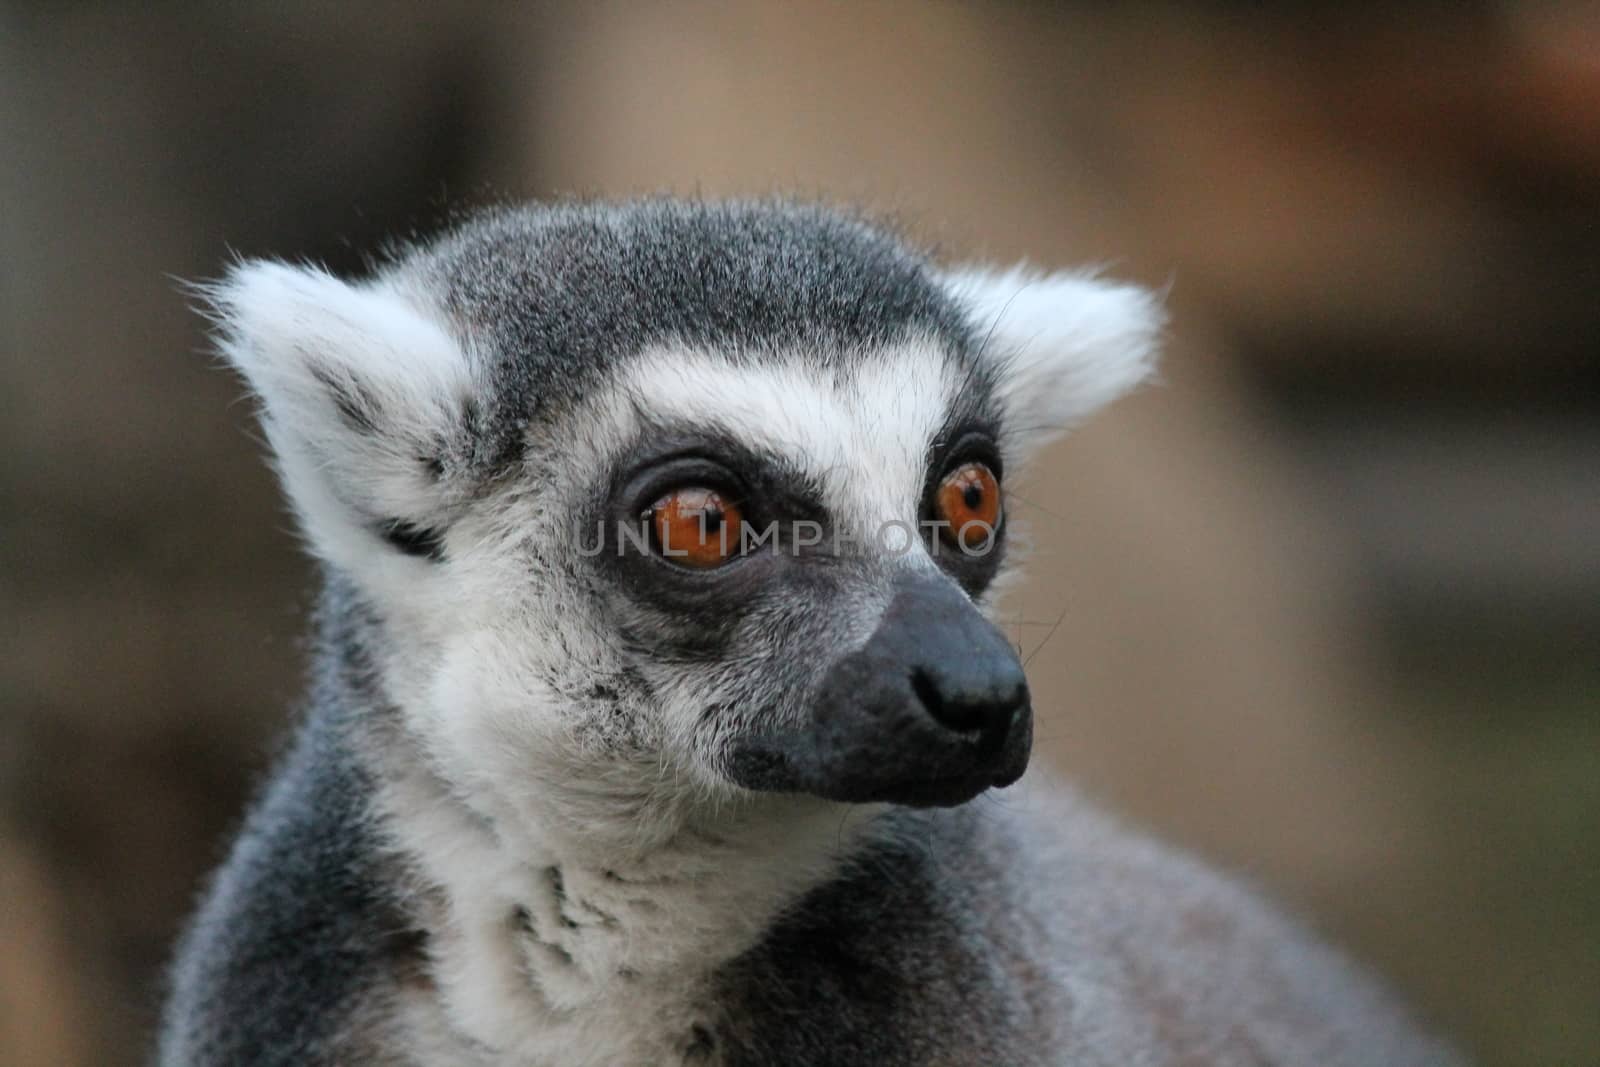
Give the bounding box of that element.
[943,265,1163,460]
[373,616,877,1063]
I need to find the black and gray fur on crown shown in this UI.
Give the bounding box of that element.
[381,198,984,483]
[421,199,971,387]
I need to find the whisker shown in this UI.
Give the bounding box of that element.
[1022,608,1069,668]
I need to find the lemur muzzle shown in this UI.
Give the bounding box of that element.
[729,572,1032,807]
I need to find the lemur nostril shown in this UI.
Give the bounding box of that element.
[910,668,945,721]
[911,666,1027,735]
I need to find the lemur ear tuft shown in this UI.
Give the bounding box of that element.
[943,265,1163,458]
[205,260,475,565]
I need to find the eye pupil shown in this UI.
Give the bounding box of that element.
[650,486,742,568]
[962,484,983,510]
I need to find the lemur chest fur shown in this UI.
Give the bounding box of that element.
[377,763,866,1066]
[400,862,724,1064]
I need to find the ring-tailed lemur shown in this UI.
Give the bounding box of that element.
[161,199,1459,1066]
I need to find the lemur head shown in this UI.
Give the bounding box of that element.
[213,200,1159,840]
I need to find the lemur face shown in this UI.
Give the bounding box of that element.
[550,338,1023,809]
[212,201,1159,833]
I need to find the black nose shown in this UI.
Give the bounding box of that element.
[726,572,1034,808]
[908,645,1029,738]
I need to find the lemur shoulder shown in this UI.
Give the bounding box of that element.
[160,199,1460,1066]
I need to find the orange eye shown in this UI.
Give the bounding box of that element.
[650,487,743,568]
[935,462,1002,552]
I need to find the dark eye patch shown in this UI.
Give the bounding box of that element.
[604,422,828,535]
[573,422,838,661]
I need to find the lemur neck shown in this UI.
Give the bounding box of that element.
[381,748,869,984]
[369,719,875,1051]
[319,587,878,1051]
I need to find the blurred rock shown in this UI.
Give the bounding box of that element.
[0,828,88,1067]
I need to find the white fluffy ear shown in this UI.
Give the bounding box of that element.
[208,260,476,564]
[943,266,1163,458]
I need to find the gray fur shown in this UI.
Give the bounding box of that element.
[161,579,424,1064]
[161,199,1460,1065]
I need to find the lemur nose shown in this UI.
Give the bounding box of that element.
[856,571,1033,785]
[724,571,1034,808]
[898,581,1030,749]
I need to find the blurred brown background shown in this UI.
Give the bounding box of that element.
[3,3,1598,1065]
